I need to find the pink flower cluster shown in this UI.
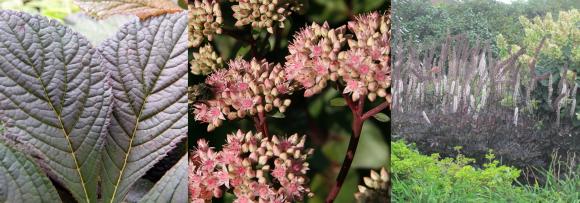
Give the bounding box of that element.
[285,22,347,97]
[194,58,296,131]
[286,12,391,101]
[190,130,314,203]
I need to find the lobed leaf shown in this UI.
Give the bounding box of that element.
[74,0,183,20]
[139,155,187,203]
[99,12,188,203]
[0,140,61,203]
[0,10,112,202]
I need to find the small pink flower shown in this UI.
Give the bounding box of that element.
[238,98,255,110]
[272,166,287,180]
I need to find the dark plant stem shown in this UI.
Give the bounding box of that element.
[254,111,270,138]
[362,101,389,120]
[326,94,365,203]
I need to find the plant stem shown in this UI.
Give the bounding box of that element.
[326,94,365,202]
[362,101,389,120]
[254,111,270,138]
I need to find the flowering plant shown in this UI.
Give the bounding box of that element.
[189,1,391,202]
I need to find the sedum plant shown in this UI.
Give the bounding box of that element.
[189,0,391,200]
[0,5,188,203]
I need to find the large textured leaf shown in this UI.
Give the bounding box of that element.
[139,155,187,203]
[99,12,188,203]
[0,140,61,203]
[74,0,183,20]
[0,10,111,202]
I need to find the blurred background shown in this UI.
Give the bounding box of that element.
[0,0,134,44]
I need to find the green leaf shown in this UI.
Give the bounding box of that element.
[270,111,286,118]
[139,155,187,203]
[0,11,112,202]
[99,12,188,203]
[373,113,391,122]
[74,0,183,20]
[0,140,61,203]
[330,97,348,107]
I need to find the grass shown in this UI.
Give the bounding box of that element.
[392,140,580,203]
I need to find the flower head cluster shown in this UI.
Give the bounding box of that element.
[191,44,224,75]
[194,58,296,131]
[285,22,347,97]
[189,0,223,48]
[190,130,314,203]
[231,0,304,33]
[338,12,391,101]
[286,12,391,101]
[354,167,390,203]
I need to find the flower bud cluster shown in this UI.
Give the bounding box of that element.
[190,130,314,203]
[194,58,296,131]
[354,167,390,203]
[189,0,223,48]
[191,44,224,75]
[338,12,391,101]
[285,12,391,102]
[231,0,304,33]
[285,22,347,97]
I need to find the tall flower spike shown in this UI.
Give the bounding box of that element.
[354,167,390,203]
[286,22,347,97]
[189,0,223,47]
[190,131,314,202]
[194,58,297,131]
[191,44,224,75]
[231,0,304,33]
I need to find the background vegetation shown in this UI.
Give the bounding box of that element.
[393,0,579,201]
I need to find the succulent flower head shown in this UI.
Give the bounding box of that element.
[286,22,347,97]
[190,130,314,202]
[191,44,224,75]
[354,167,390,203]
[194,58,297,131]
[189,0,223,47]
[285,12,391,102]
[231,0,304,33]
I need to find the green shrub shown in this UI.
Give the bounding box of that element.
[392,140,580,202]
[392,140,523,202]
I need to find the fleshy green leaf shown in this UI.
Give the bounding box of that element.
[330,97,348,107]
[139,155,187,203]
[0,10,112,202]
[74,0,183,20]
[373,113,391,122]
[99,12,188,203]
[0,140,61,203]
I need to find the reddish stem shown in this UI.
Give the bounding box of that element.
[326,95,365,203]
[362,101,389,120]
[254,111,270,138]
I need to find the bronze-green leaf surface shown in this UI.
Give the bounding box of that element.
[0,140,61,203]
[99,12,188,203]
[0,10,112,203]
[139,155,187,203]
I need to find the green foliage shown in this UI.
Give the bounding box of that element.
[392,140,580,202]
[392,140,521,200]
[0,0,79,21]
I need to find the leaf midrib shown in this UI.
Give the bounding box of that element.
[109,16,173,202]
[3,16,91,202]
